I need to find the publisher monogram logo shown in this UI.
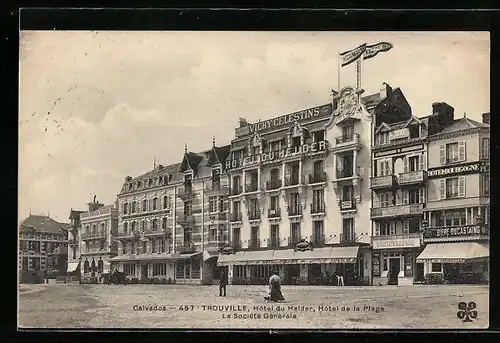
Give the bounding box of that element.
[457,302,477,322]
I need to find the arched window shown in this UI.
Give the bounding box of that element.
[123,222,128,235]
[91,260,96,272]
[153,198,158,210]
[92,225,97,236]
[97,259,104,273]
[123,202,128,215]
[131,201,136,213]
[84,260,90,273]
[143,199,148,211]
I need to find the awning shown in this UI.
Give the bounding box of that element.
[217,246,359,266]
[203,250,219,261]
[303,119,328,133]
[262,130,286,142]
[416,242,489,264]
[66,262,80,272]
[109,252,201,263]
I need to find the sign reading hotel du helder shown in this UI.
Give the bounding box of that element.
[225,140,327,170]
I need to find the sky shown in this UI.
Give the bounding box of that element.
[19,31,490,223]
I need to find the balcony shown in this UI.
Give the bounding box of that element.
[177,214,195,227]
[336,170,356,180]
[284,175,304,187]
[371,203,424,219]
[268,208,281,219]
[205,240,229,251]
[230,185,243,196]
[177,185,194,201]
[288,206,303,217]
[340,231,356,244]
[230,212,242,222]
[267,237,280,248]
[232,240,242,250]
[372,233,422,249]
[245,182,259,193]
[81,232,105,240]
[310,202,326,215]
[398,170,427,186]
[248,210,261,221]
[340,199,356,211]
[370,174,396,190]
[332,133,362,152]
[207,212,227,221]
[248,238,261,250]
[308,172,327,185]
[310,234,326,246]
[175,241,196,254]
[266,179,282,191]
[144,227,170,237]
[205,181,229,195]
[423,224,489,242]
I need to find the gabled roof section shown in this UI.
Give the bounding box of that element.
[439,117,489,135]
[404,116,423,128]
[19,215,68,234]
[179,152,204,172]
[361,92,381,108]
[375,122,391,134]
[207,145,231,167]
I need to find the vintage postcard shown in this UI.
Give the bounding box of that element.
[18,31,490,329]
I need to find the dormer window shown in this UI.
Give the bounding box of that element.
[138,181,142,189]
[313,130,325,143]
[252,146,260,156]
[292,136,301,149]
[159,176,163,185]
[409,124,420,139]
[128,183,132,191]
[233,149,243,160]
[148,179,153,187]
[377,132,389,145]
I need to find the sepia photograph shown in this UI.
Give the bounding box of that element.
[18,30,490,329]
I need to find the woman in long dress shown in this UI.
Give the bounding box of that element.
[266,270,285,302]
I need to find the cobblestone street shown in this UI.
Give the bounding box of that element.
[18,284,488,329]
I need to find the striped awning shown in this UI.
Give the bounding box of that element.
[110,252,201,262]
[416,242,489,264]
[217,246,359,266]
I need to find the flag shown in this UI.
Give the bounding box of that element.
[340,44,367,67]
[364,42,393,60]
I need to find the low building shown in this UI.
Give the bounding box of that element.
[19,215,69,283]
[80,198,119,282]
[417,113,490,284]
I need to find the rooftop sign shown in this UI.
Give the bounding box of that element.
[234,104,332,138]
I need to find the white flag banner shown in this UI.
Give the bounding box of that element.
[340,43,367,67]
[364,42,393,60]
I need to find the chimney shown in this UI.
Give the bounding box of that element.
[125,176,132,182]
[482,112,490,125]
[238,117,248,127]
[380,82,393,100]
[432,102,455,124]
[157,164,164,170]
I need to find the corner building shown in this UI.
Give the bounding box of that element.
[416,113,489,284]
[218,83,406,286]
[111,142,231,285]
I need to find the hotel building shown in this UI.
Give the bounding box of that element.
[416,112,490,284]
[79,198,119,282]
[19,215,69,283]
[111,141,231,285]
[217,83,409,286]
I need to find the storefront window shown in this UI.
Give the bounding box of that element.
[431,263,442,272]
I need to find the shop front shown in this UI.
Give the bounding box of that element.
[217,245,370,285]
[109,252,201,284]
[416,242,489,284]
[371,233,423,286]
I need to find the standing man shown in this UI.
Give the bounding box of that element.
[219,269,228,297]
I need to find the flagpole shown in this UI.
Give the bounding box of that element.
[337,52,341,92]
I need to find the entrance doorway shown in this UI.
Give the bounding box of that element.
[141,264,148,281]
[308,264,322,285]
[389,259,400,285]
[284,265,300,285]
[415,262,424,283]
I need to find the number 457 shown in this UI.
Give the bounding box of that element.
[179,305,194,311]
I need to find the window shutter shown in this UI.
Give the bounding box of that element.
[403,190,409,205]
[378,161,384,176]
[440,179,446,199]
[419,188,425,204]
[386,161,392,175]
[373,195,380,208]
[403,157,408,173]
[439,145,446,165]
[374,223,380,236]
[419,154,424,171]
[458,176,466,197]
[458,141,466,161]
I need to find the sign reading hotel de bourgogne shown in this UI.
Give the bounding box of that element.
[427,161,489,178]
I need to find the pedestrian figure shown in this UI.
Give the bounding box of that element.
[219,270,228,297]
[335,270,344,286]
[265,270,285,302]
